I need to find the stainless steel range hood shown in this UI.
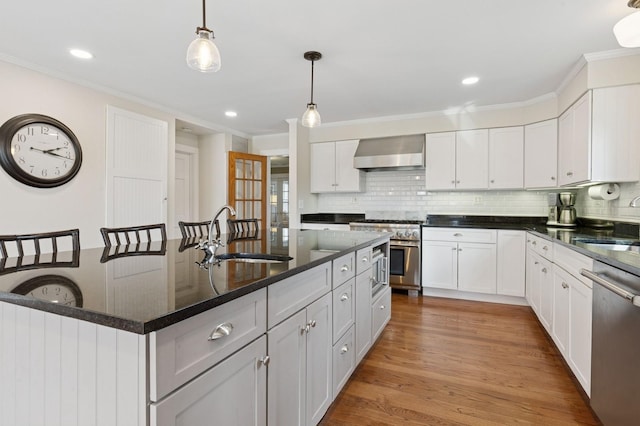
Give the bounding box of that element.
[353,134,425,171]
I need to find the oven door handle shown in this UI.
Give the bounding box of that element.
[391,240,420,248]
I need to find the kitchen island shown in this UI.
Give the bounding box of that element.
[0,228,390,426]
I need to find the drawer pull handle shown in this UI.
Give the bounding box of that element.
[361,257,368,263]
[453,233,463,237]
[340,294,349,302]
[380,305,385,310]
[258,356,270,366]
[208,322,233,341]
[341,265,349,272]
[562,282,569,289]
[340,345,349,354]
[543,246,548,251]
[542,268,548,273]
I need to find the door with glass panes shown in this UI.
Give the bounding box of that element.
[228,151,267,230]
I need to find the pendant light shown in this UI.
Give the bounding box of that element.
[186,0,221,72]
[301,51,322,128]
[614,0,640,48]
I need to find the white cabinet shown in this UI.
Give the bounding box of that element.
[371,286,392,342]
[332,278,355,344]
[310,140,364,193]
[558,91,591,186]
[551,266,571,356]
[456,129,489,190]
[488,126,524,189]
[524,119,558,189]
[268,293,333,426]
[332,325,355,398]
[525,233,554,331]
[422,228,497,294]
[354,270,372,364]
[568,273,592,396]
[151,336,267,426]
[425,130,488,190]
[558,85,640,186]
[496,230,526,297]
[425,132,456,190]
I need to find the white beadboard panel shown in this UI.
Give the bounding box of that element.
[316,169,548,218]
[112,176,165,226]
[0,302,147,426]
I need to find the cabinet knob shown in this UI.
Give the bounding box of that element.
[340,345,349,354]
[451,180,456,184]
[361,257,368,263]
[534,261,539,265]
[543,246,548,251]
[456,180,460,184]
[562,282,569,289]
[309,319,317,328]
[567,171,573,176]
[208,322,234,341]
[302,325,310,334]
[551,176,556,181]
[452,247,457,251]
[379,305,385,310]
[542,268,547,273]
[340,265,349,272]
[532,241,537,245]
[340,293,349,302]
[258,356,270,366]
[490,179,495,183]
[458,248,462,252]
[453,233,463,237]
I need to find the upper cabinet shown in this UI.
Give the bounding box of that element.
[425,130,488,190]
[489,126,524,189]
[524,119,558,189]
[310,140,364,193]
[558,85,640,186]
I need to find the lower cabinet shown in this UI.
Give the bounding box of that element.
[150,335,267,426]
[267,292,333,426]
[332,325,356,398]
[355,270,373,364]
[372,286,392,342]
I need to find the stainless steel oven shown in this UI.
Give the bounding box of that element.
[349,219,422,293]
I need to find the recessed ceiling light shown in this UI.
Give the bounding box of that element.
[225,111,238,118]
[462,76,479,85]
[69,49,93,59]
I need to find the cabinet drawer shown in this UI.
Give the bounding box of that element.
[151,335,267,426]
[553,243,593,286]
[527,233,553,260]
[333,252,356,288]
[355,246,373,275]
[333,278,355,343]
[372,286,392,342]
[422,227,497,243]
[268,263,331,328]
[332,325,355,399]
[150,288,267,402]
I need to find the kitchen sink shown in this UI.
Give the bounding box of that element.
[215,252,293,263]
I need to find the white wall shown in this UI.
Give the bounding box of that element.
[0,60,177,248]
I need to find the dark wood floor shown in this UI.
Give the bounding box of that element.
[320,293,601,425]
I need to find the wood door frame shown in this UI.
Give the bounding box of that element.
[228,151,267,230]
[175,144,199,239]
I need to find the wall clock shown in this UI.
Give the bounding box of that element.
[0,113,83,188]
[11,274,83,307]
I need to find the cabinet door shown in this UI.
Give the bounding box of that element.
[524,119,558,188]
[538,258,553,333]
[371,286,392,342]
[526,251,540,314]
[310,142,336,193]
[496,230,526,297]
[558,92,591,185]
[591,85,640,183]
[151,336,267,426]
[306,293,333,426]
[456,129,489,189]
[334,139,363,192]
[457,242,496,294]
[355,270,372,364]
[425,132,456,190]
[422,240,458,289]
[551,267,570,357]
[333,278,355,343]
[267,310,306,426]
[489,126,524,189]
[569,278,592,396]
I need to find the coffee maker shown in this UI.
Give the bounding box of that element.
[558,192,577,227]
[547,192,577,227]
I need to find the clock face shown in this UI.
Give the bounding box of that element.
[11,274,83,308]
[0,114,82,188]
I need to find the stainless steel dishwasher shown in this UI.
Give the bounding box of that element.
[581,262,640,426]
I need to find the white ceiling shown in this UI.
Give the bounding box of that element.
[0,0,635,136]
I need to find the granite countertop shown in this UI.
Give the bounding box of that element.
[0,229,388,334]
[423,214,640,276]
[300,213,365,224]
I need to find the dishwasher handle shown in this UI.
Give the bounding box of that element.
[580,268,640,308]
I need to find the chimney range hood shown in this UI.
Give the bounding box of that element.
[353,134,425,171]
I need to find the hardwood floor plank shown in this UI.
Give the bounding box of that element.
[320,293,600,426]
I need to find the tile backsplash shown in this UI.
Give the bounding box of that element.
[577,181,640,223]
[316,170,549,219]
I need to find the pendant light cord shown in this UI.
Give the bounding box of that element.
[310,59,315,104]
[198,0,210,32]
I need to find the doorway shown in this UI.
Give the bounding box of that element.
[269,156,289,230]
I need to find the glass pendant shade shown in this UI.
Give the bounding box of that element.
[301,103,321,128]
[186,30,221,72]
[614,11,640,47]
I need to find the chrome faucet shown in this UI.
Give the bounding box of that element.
[203,204,237,252]
[630,196,640,207]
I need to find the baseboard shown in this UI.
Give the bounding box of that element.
[421,287,529,306]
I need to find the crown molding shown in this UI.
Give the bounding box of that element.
[584,47,640,62]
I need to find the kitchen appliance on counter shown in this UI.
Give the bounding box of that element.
[581,262,640,426]
[349,219,422,294]
[547,192,577,227]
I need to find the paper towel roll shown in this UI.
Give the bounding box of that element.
[588,183,620,200]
